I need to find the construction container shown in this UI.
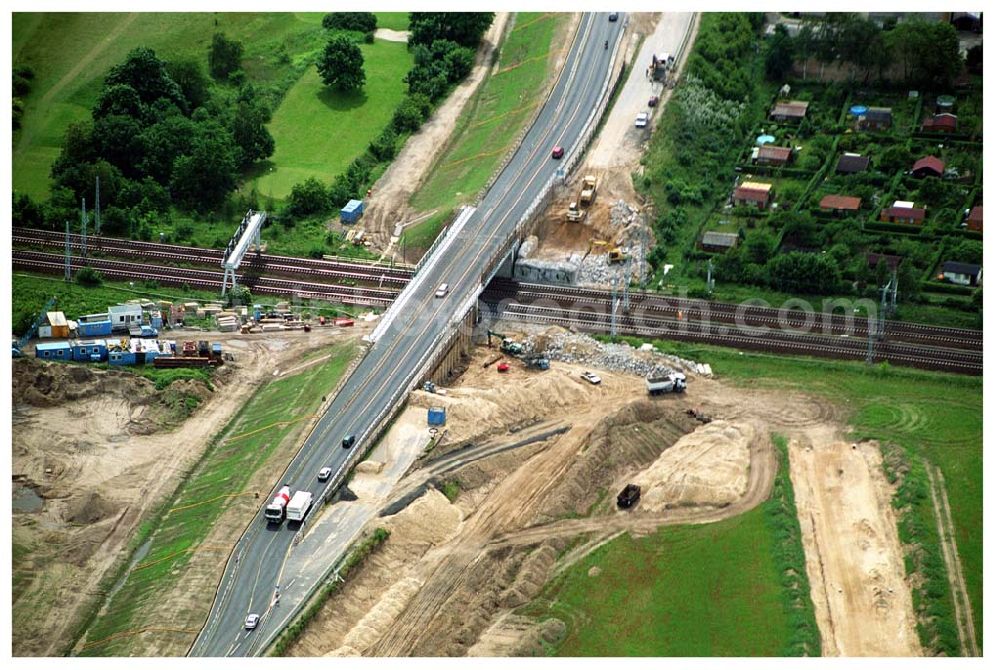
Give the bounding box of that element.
[35,341,72,360]
[72,339,108,362]
[427,407,447,426]
[77,314,113,337]
[39,312,70,339]
[184,302,200,313]
[334,317,354,327]
[340,199,364,224]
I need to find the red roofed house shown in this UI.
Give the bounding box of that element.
[966,205,982,233]
[921,113,958,132]
[770,101,809,121]
[912,156,945,178]
[753,145,793,167]
[819,194,862,214]
[732,182,773,210]
[881,201,926,225]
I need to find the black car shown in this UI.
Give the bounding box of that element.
[609,12,619,22]
[342,434,356,449]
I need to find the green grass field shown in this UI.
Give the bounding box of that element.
[609,336,983,651]
[403,12,563,249]
[374,13,410,31]
[522,505,801,656]
[253,40,413,201]
[13,13,331,200]
[77,341,357,655]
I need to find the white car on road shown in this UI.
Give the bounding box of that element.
[635,112,649,128]
[244,613,260,630]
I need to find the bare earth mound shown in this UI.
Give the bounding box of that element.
[628,420,757,511]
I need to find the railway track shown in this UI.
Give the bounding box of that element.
[12,227,414,285]
[14,236,982,375]
[13,251,397,307]
[484,279,983,351]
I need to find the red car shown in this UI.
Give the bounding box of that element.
[551,146,564,159]
[497,362,510,372]
[648,95,659,107]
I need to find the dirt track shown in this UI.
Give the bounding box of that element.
[788,430,921,656]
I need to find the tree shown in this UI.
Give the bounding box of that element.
[317,36,366,92]
[885,20,963,88]
[93,83,145,120]
[93,114,148,178]
[743,229,775,265]
[139,114,197,184]
[231,88,275,168]
[166,59,211,111]
[895,258,920,301]
[208,33,244,81]
[966,44,983,74]
[368,128,398,161]
[104,47,186,112]
[12,192,44,228]
[170,123,239,211]
[766,251,840,294]
[764,24,794,81]
[285,177,331,218]
[322,12,377,33]
[391,93,431,132]
[408,13,494,48]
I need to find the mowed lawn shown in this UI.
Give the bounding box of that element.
[525,506,796,656]
[404,12,563,248]
[254,39,413,201]
[13,12,330,200]
[615,338,983,649]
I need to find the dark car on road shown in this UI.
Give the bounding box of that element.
[551,145,564,159]
[342,434,356,449]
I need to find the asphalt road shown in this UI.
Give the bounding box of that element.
[189,13,622,657]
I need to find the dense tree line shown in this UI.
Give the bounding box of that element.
[12,65,34,130]
[14,46,274,235]
[765,14,965,87]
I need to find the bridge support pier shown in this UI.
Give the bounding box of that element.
[427,306,478,385]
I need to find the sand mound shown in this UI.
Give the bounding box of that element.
[628,420,756,511]
[329,576,425,656]
[385,488,463,545]
[467,613,566,656]
[12,359,156,408]
[408,373,591,445]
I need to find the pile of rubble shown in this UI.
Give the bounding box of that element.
[518,328,710,378]
[576,200,651,287]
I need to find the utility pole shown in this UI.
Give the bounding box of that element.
[94,175,101,236]
[639,209,648,289]
[610,270,619,338]
[706,259,715,293]
[64,220,71,281]
[80,197,88,259]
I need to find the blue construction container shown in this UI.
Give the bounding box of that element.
[35,341,72,361]
[109,350,135,365]
[340,199,364,224]
[77,315,113,337]
[427,406,447,426]
[212,342,223,357]
[72,339,108,362]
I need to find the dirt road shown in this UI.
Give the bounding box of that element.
[587,13,696,170]
[788,430,922,656]
[362,14,511,249]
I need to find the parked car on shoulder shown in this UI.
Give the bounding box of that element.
[635,112,649,128]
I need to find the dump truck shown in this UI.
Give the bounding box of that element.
[650,52,674,81]
[617,484,641,509]
[264,485,292,523]
[646,371,687,395]
[566,201,585,222]
[580,175,597,206]
[286,490,313,522]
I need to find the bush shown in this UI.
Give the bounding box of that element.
[368,127,399,162]
[76,266,104,287]
[322,12,377,33]
[286,177,332,218]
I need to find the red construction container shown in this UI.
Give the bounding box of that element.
[334,318,354,327]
